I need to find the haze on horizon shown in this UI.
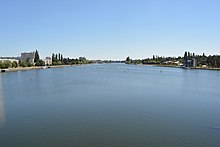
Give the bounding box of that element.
[0,0,220,60]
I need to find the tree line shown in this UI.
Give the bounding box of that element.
[0,60,18,69]
[126,51,220,68]
[62,57,94,65]
[52,53,64,65]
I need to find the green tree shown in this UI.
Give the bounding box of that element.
[19,61,27,67]
[183,51,188,66]
[188,52,191,58]
[57,61,62,65]
[88,60,94,64]
[12,61,18,68]
[126,56,131,64]
[0,61,11,69]
[61,54,63,62]
[35,60,45,66]
[52,62,57,65]
[184,51,187,58]
[0,61,3,69]
[55,54,58,61]
[52,53,55,62]
[58,53,61,61]
[34,50,40,62]
[2,60,12,68]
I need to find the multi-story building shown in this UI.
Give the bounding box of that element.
[21,52,35,64]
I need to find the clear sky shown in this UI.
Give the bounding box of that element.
[0,0,219,60]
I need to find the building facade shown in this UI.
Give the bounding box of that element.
[21,52,35,64]
[44,57,52,66]
[183,58,196,68]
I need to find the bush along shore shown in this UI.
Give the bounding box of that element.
[125,51,220,70]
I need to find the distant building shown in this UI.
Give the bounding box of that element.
[183,58,196,68]
[21,52,35,64]
[44,57,52,66]
[193,58,196,68]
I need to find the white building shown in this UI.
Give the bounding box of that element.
[44,57,52,66]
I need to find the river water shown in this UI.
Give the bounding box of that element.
[0,64,220,146]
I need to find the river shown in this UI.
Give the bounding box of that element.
[0,64,220,146]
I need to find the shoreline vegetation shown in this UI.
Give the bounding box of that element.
[125,51,220,71]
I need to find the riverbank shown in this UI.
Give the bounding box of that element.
[0,65,68,73]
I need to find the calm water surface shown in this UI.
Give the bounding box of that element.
[0,64,220,147]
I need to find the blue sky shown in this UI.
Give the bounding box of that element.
[0,0,219,60]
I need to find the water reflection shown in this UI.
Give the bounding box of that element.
[0,74,5,125]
